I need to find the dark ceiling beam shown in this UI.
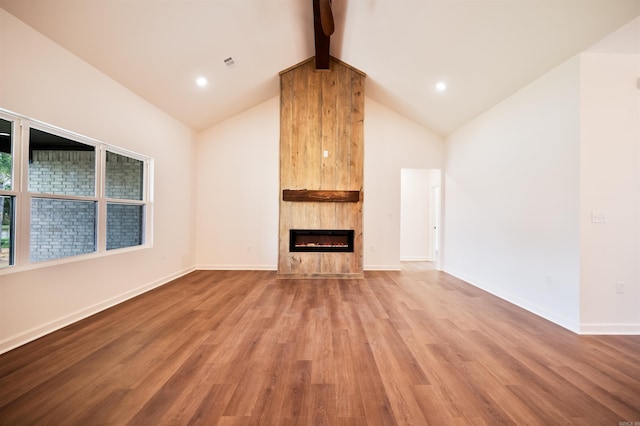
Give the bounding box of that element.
[312,0,331,70]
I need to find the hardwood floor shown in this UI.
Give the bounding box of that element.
[1,266,639,425]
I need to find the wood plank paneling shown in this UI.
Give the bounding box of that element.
[279,57,365,278]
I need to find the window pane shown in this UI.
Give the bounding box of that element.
[30,198,96,262]
[1,196,14,268]
[29,128,95,196]
[107,203,144,250]
[0,118,12,190]
[106,151,143,200]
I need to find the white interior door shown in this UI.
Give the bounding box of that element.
[430,184,441,264]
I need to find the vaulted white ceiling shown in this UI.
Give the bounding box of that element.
[0,0,638,135]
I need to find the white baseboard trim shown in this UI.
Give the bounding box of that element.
[443,267,581,334]
[0,266,195,355]
[399,257,430,262]
[364,265,402,271]
[579,323,640,335]
[198,264,410,272]
[196,264,277,271]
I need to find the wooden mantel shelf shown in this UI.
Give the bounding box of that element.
[282,189,360,203]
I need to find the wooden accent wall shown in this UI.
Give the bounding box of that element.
[278,57,365,278]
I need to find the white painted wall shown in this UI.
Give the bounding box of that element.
[0,10,196,353]
[579,19,640,333]
[444,57,582,332]
[195,97,280,270]
[443,18,640,334]
[364,99,444,270]
[400,169,431,261]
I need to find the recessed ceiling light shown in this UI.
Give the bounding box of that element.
[435,81,447,92]
[196,76,208,87]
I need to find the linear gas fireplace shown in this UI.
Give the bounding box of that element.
[289,229,354,253]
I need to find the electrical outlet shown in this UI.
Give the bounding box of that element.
[616,281,625,294]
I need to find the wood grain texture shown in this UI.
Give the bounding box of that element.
[1,266,639,425]
[279,58,365,278]
[282,190,360,203]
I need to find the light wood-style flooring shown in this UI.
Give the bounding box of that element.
[1,265,640,425]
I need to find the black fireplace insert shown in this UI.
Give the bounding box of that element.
[289,229,354,252]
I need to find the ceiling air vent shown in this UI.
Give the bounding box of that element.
[224,57,236,68]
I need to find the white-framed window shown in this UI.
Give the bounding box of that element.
[105,150,146,251]
[0,108,153,273]
[0,113,16,269]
